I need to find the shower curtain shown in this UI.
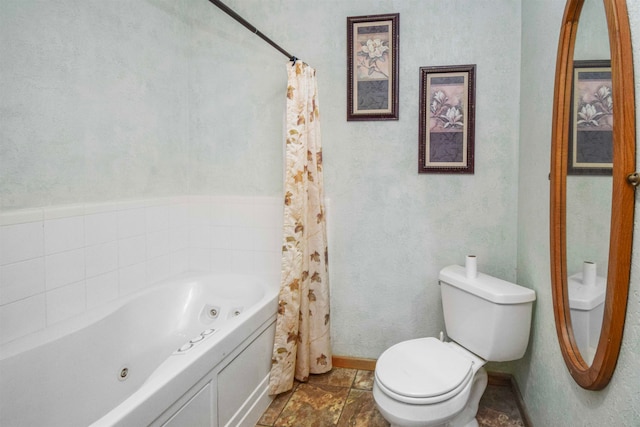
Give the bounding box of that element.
[268,62,332,395]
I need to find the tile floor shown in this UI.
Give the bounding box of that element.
[256,368,526,427]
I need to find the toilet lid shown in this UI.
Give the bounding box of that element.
[375,337,473,404]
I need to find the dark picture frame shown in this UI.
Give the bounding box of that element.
[418,64,476,174]
[347,13,399,121]
[569,60,613,176]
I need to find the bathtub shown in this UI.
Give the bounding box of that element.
[0,273,279,427]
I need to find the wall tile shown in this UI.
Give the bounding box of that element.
[170,249,189,276]
[44,216,84,254]
[86,271,118,309]
[146,205,169,232]
[189,226,213,249]
[210,249,232,274]
[253,250,282,276]
[189,201,213,227]
[253,200,283,228]
[118,262,147,296]
[0,294,46,345]
[253,227,282,252]
[46,281,86,325]
[211,226,232,249]
[229,250,251,274]
[169,227,189,252]
[0,257,46,305]
[85,212,118,246]
[117,208,146,239]
[147,230,170,258]
[231,226,254,251]
[45,248,85,290]
[226,202,255,227]
[168,203,189,229]
[0,196,282,343]
[118,235,146,267]
[0,222,44,265]
[85,241,118,278]
[189,248,212,272]
[147,255,172,285]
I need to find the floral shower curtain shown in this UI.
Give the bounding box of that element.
[268,62,332,395]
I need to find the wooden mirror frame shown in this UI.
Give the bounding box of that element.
[550,0,635,390]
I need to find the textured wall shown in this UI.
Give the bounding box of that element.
[213,0,522,357]
[0,0,191,209]
[517,0,640,425]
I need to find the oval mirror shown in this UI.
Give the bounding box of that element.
[550,0,635,389]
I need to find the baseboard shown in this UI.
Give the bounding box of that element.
[332,355,376,371]
[487,372,533,427]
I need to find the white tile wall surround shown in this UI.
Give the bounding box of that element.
[86,272,119,310]
[44,216,84,255]
[46,281,86,325]
[85,242,118,278]
[84,212,118,246]
[0,221,44,265]
[45,249,85,291]
[0,258,45,305]
[0,195,283,345]
[0,294,46,344]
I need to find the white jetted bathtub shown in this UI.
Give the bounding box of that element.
[0,273,279,427]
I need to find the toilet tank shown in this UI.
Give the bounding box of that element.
[439,265,536,362]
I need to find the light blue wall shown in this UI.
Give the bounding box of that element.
[2,0,639,425]
[0,0,191,208]
[213,0,522,358]
[517,0,640,425]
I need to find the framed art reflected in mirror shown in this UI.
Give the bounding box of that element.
[569,60,613,175]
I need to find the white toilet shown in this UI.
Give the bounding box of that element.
[373,264,536,427]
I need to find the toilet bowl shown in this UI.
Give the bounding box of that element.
[373,337,487,427]
[373,264,535,427]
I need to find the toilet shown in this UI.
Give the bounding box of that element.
[373,264,536,427]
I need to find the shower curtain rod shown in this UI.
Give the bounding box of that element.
[208,0,299,63]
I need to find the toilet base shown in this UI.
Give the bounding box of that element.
[374,367,488,427]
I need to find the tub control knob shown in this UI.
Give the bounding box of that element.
[201,328,215,336]
[190,335,205,344]
[178,343,193,352]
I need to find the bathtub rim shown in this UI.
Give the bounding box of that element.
[0,271,278,361]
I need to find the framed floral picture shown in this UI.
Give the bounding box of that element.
[418,65,476,174]
[569,60,612,175]
[347,13,399,121]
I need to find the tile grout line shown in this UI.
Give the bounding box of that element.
[333,369,362,426]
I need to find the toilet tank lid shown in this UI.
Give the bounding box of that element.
[439,265,536,304]
[567,272,606,310]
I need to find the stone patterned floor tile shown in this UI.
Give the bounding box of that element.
[477,384,525,427]
[307,367,357,387]
[337,388,389,427]
[352,370,375,390]
[273,382,350,427]
[258,369,527,427]
[256,382,298,426]
[477,407,525,427]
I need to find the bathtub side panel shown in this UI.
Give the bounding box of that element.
[217,319,276,426]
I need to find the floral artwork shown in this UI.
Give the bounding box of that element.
[569,61,613,175]
[357,36,390,80]
[419,65,476,174]
[347,14,399,120]
[427,82,465,163]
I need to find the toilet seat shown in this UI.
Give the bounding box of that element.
[375,337,474,405]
